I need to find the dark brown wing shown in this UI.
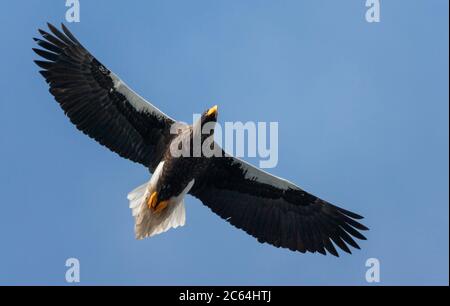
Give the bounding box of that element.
[33,23,176,171]
[190,154,368,256]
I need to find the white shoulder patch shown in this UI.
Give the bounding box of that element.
[231,156,300,190]
[110,72,175,121]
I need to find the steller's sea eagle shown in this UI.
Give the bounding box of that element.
[33,23,368,256]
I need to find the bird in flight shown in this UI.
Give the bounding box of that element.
[33,23,368,256]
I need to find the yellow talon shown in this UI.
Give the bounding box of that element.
[154,200,169,214]
[147,192,169,213]
[148,192,158,210]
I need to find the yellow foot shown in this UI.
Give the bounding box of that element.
[154,200,169,214]
[147,192,169,213]
[147,192,158,210]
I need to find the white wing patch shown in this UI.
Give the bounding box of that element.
[111,72,175,121]
[230,156,300,190]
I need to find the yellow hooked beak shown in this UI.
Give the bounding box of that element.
[207,105,218,117]
[147,192,169,213]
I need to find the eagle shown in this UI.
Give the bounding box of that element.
[33,23,368,257]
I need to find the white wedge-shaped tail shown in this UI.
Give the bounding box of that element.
[127,161,194,239]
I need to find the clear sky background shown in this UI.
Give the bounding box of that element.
[0,0,448,285]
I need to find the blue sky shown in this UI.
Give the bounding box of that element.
[0,0,448,285]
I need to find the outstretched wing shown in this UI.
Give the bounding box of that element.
[190,154,368,256]
[33,23,176,171]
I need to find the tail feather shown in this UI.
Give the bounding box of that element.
[127,181,186,239]
[126,161,187,239]
[128,182,149,217]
